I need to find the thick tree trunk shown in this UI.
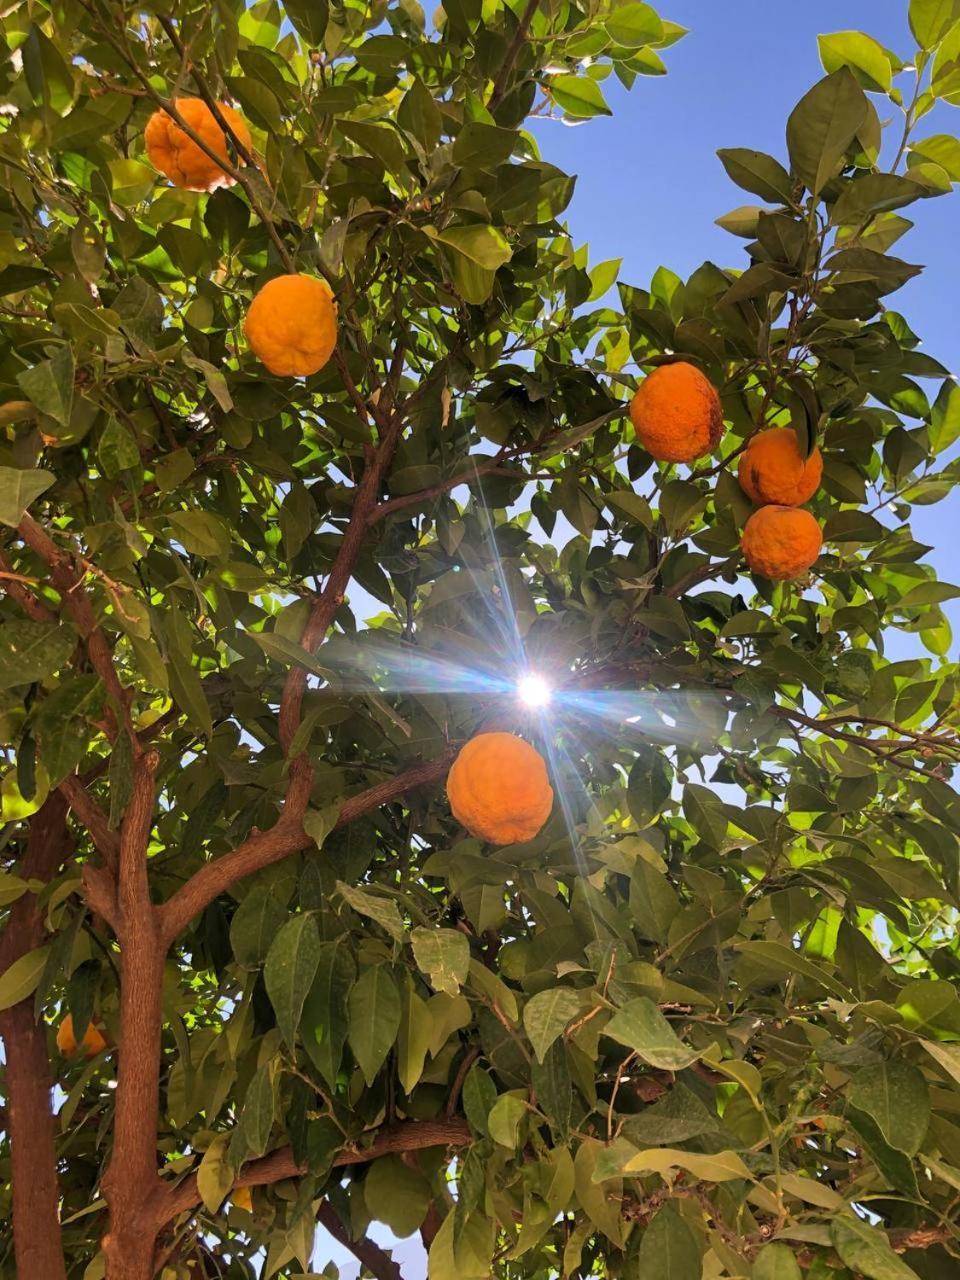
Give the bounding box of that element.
[101,938,165,1280]
[0,794,71,1280]
[102,752,165,1280]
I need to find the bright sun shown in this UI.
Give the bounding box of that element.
[517,673,552,708]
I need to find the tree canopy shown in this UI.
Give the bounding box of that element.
[2,0,960,1278]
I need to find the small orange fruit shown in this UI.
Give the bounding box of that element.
[738,427,823,507]
[145,97,251,192]
[233,1186,253,1212]
[629,362,723,464]
[447,732,553,846]
[741,505,822,581]
[57,1013,108,1058]
[244,274,338,377]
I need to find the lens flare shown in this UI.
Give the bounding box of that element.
[517,673,552,707]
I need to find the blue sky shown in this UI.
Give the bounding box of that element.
[317,3,960,1272]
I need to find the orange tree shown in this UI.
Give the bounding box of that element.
[3,0,960,1277]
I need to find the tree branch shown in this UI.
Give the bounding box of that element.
[369,461,547,524]
[58,774,120,871]
[17,515,135,743]
[0,545,54,621]
[159,749,454,945]
[316,1201,405,1280]
[664,554,739,599]
[0,794,72,1280]
[278,414,406,754]
[489,0,542,108]
[157,1119,471,1227]
[101,751,166,1276]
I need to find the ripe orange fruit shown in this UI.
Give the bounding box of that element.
[629,362,723,464]
[57,1013,108,1058]
[741,506,822,581]
[144,97,251,192]
[233,1186,253,1212]
[447,732,553,846]
[738,427,823,507]
[244,274,338,377]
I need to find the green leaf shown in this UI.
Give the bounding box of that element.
[181,780,227,859]
[549,75,612,118]
[847,1060,930,1155]
[336,881,406,942]
[97,418,139,478]
[522,986,582,1063]
[716,148,795,203]
[197,1133,235,1215]
[830,1215,921,1280]
[160,610,212,740]
[929,379,960,452]
[17,346,74,426]
[574,1139,626,1246]
[364,1154,431,1237]
[818,31,895,92]
[623,1147,751,1181]
[284,0,328,44]
[264,914,322,1048]
[0,621,75,690]
[753,1244,802,1280]
[462,1063,497,1135]
[605,997,700,1070]
[0,946,50,1012]
[0,872,34,908]
[230,887,288,967]
[398,77,442,150]
[232,1061,275,1163]
[734,939,851,998]
[302,938,355,1088]
[831,174,925,224]
[921,1038,960,1085]
[154,448,195,493]
[397,978,432,1094]
[411,927,470,995]
[909,132,960,180]
[303,801,341,850]
[168,511,231,561]
[0,468,55,527]
[909,0,960,48]
[626,745,672,824]
[433,224,513,271]
[347,965,401,1084]
[488,1093,527,1148]
[635,1203,702,1280]
[786,69,868,196]
[604,2,663,47]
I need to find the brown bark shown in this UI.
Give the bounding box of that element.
[101,752,165,1280]
[157,1118,472,1227]
[18,514,134,742]
[277,414,405,754]
[159,750,454,944]
[0,794,73,1280]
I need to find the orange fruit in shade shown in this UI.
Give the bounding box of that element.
[56,1014,107,1058]
[233,1187,253,1212]
[144,97,251,192]
[738,427,823,507]
[741,505,823,581]
[629,361,723,464]
[447,732,553,846]
[243,274,338,377]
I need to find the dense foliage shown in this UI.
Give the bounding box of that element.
[2,0,960,1277]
